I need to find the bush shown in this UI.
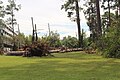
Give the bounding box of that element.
[97,20,120,58]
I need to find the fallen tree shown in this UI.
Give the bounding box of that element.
[23,42,51,57]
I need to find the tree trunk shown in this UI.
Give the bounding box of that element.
[35,24,38,42]
[95,0,102,37]
[31,17,35,43]
[75,0,82,48]
[108,0,111,27]
[118,0,120,15]
[11,10,15,51]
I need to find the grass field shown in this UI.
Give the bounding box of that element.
[0,52,120,80]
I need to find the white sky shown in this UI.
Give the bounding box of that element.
[3,0,89,39]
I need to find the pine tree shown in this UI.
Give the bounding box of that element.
[61,0,83,48]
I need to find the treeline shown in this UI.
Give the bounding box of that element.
[16,31,82,49]
[10,31,85,57]
[62,0,120,58]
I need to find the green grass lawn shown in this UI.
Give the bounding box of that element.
[0,52,120,80]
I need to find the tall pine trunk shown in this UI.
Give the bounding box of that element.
[108,0,111,27]
[95,0,102,37]
[31,17,35,43]
[118,0,120,15]
[75,0,82,48]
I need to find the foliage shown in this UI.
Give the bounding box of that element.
[97,19,120,58]
[5,0,21,25]
[83,0,120,58]
[42,31,61,48]
[62,36,79,48]
[82,37,91,48]
[14,33,26,49]
[24,35,32,46]
[0,0,5,18]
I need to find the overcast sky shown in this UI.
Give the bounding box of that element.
[3,0,89,39]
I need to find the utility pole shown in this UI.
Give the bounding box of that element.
[17,24,20,49]
[31,17,35,43]
[48,23,51,36]
[18,24,20,34]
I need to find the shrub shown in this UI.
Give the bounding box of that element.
[97,20,120,58]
